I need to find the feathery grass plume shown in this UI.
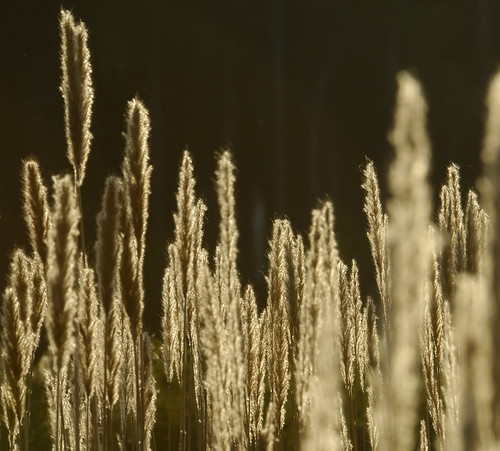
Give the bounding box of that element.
[438,164,466,299]
[120,100,152,374]
[170,201,208,448]
[242,285,266,445]
[45,175,79,451]
[162,151,207,449]
[26,257,48,446]
[287,233,305,353]
[162,150,196,381]
[8,249,33,331]
[381,71,432,451]
[119,188,146,450]
[142,333,157,451]
[454,275,494,449]
[59,9,93,187]
[321,201,339,292]
[198,257,231,450]
[116,235,137,444]
[479,69,500,436]
[464,190,489,274]
[266,219,292,442]
[179,200,208,450]
[284,231,306,449]
[122,97,152,265]
[349,260,364,387]
[215,149,240,308]
[362,159,390,336]
[1,287,30,449]
[119,100,152,425]
[46,174,79,371]
[214,150,246,446]
[300,205,328,407]
[295,200,338,428]
[21,158,50,265]
[338,260,355,395]
[6,249,38,450]
[96,175,123,450]
[338,259,364,449]
[189,200,208,414]
[95,176,123,316]
[302,201,340,449]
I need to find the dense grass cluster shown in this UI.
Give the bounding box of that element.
[2,8,500,451]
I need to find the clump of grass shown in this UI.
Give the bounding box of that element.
[6,8,500,451]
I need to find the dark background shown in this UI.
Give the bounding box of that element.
[0,0,495,330]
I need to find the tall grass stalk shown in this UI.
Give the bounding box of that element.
[381,71,432,451]
[215,150,246,448]
[120,97,152,450]
[162,151,206,450]
[266,219,292,448]
[46,175,79,451]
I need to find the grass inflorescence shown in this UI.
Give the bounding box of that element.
[3,8,500,451]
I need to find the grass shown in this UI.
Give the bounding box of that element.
[2,7,500,451]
